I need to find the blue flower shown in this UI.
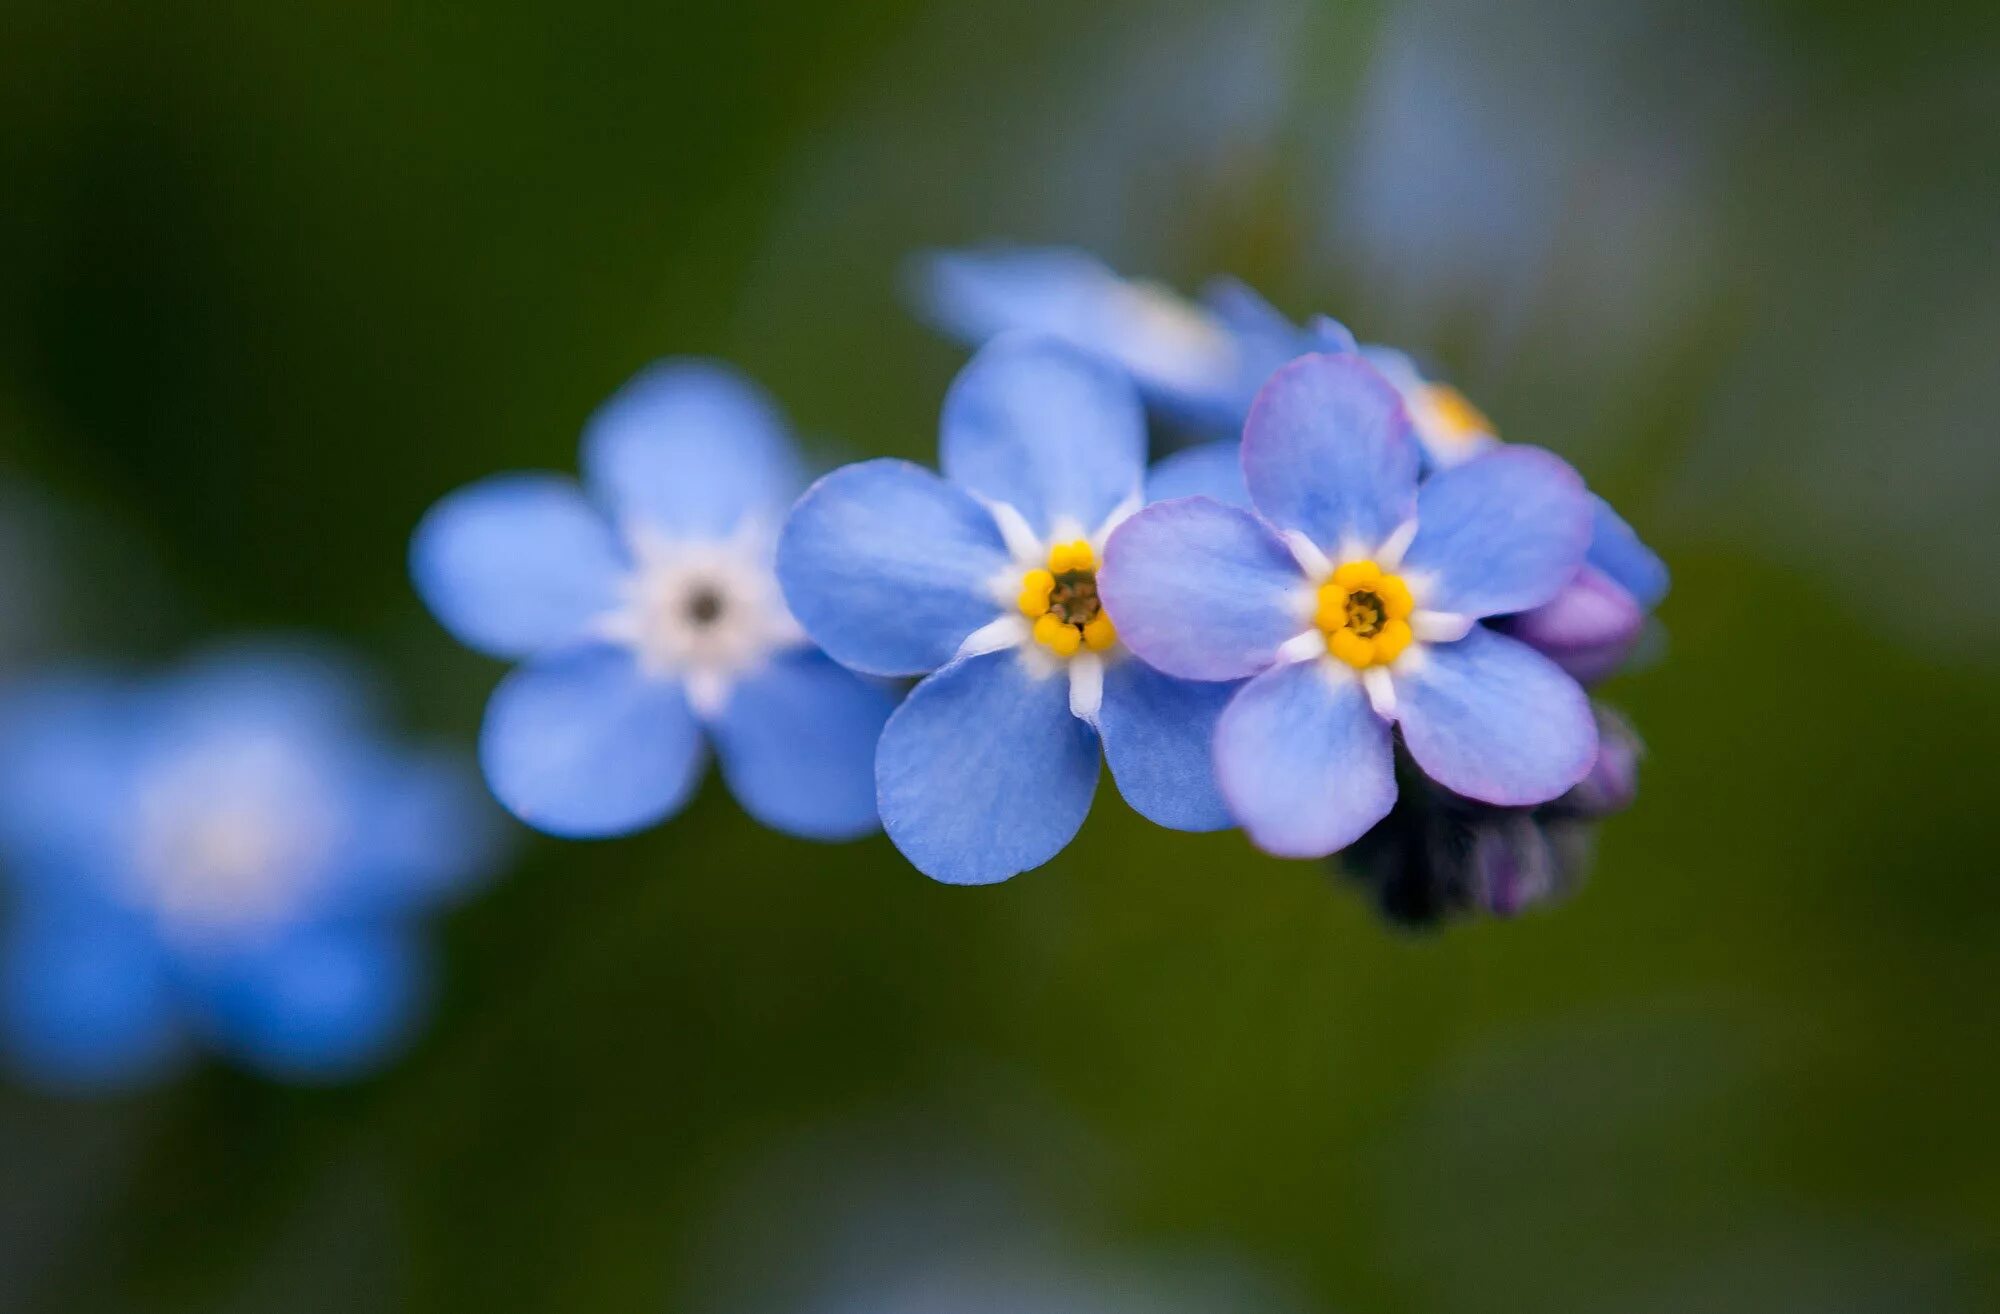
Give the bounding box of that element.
[1359,348,1671,683]
[776,336,1242,885]
[910,246,1354,432]
[411,360,897,841]
[1098,353,1600,859]
[0,643,499,1088]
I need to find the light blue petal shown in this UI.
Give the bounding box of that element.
[195,923,426,1083]
[1098,498,1303,681]
[1400,446,1592,618]
[165,639,381,743]
[1496,564,1645,685]
[713,650,895,841]
[1213,660,1396,858]
[1097,660,1235,832]
[1146,440,1249,508]
[875,651,1098,885]
[777,459,1013,677]
[410,474,625,660]
[1242,354,1420,552]
[911,248,1242,426]
[479,646,705,838]
[1587,494,1670,611]
[0,674,138,876]
[1395,626,1598,806]
[1303,313,1360,355]
[2,906,182,1089]
[580,359,805,539]
[939,336,1147,537]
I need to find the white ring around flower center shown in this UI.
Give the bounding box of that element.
[593,522,804,716]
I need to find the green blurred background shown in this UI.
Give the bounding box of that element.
[3,0,1996,1309]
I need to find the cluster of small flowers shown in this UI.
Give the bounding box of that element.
[414,245,1666,899]
[0,245,1666,1088]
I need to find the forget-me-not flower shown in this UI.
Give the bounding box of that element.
[0,644,497,1087]
[1361,347,1671,683]
[777,336,1240,885]
[912,246,1353,433]
[411,360,896,841]
[1098,353,1600,859]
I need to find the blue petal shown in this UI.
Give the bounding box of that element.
[777,459,1013,677]
[479,646,706,838]
[1242,354,1420,552]
[875,650,1098,885]
[410,474,625,660]
[2,905,182,1089]
[1213,660,1396,858]
[0,674,138,876]
[580,359,805,539]
[194,923,426,1082]
[1146,440,1249,508]
[911,247,1242,426]
[165,639,382,743]
[1587,494,1670,610]
[1395,626,1598,806]
[1400,446,1592,618]
[939,336,1147,537]
[1099,498,1304,681]
[712,649,896,841]
[1097,660,1235,832]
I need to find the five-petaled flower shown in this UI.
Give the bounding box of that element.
[411,360,897,841]
[777,336,1242,885]
[0,644,499,1087]
[1099,353,1602,859]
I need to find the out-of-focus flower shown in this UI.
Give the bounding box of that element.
[778,336,1240,885]
[1357,350,1671,683]
[1100,353,1598,858]
[1343,703,1642,926]
[911,246,1354,433]
[0,644,499,1088]
[411,360,896,842]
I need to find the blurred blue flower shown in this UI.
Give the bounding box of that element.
[1100,353,1599,859]
[910,246,1354,433]
[0,643,498,1088]
[778,336,1242,885]
[411,360,897,842]
[1359,348,1671,683]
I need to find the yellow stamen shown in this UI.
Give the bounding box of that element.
[1035,613,1082,657]
[1082,615,1117,652]
[1017,568,1055,619]
[1316,559,1416,669]
[1421,383,1494,440]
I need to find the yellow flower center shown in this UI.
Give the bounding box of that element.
[1017,539,1118,658]
[1418,382,1494,447]
[1315,560,1415,669]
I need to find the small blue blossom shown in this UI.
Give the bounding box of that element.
[910,246,1353,432]
[1099,353,1601,859]
[0,643,499,1088]
[777,336,1241,885]
[411,360,897,842]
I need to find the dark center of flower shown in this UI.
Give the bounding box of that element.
[1344,589,1387,638]
[1048,570,1103,628]
[683,585,727,627]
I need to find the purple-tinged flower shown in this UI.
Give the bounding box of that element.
[411,360,896,841]
[910,246,1353,432]
[777,336,1239,885]
[1099,353,1599,859]
[0,643,499,1088]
